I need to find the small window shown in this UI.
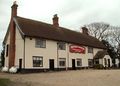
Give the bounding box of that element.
[94,59,99,64]
[59,58,66,67]
[88,47,93,53]
[33,56,43,67]
[58,42,66,50]
[35,39,46,48]
[6,44,9,57]
[88,59,93,67]
[77,59,82,66]
[104,58,107,66]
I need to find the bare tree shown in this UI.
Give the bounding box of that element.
[85,22,110,40]
[112,27,120,57]
[85,22,120,67]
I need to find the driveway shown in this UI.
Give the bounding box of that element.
[0,69,120,86]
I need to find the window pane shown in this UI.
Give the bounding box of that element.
[88,47,93,53]
[33,56,43,67]
[88,59,93,67]
[59,58,66,67]
[35,39,46,48]
[58,42,66,50]
[77,59,82,66]
[6,44,9,57]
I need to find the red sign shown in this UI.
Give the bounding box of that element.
[69,45,85,54]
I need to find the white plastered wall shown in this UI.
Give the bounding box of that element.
[15,27,24,68]
[24,38,58,69]
[24,38,105,69]
[99,55,112,67]
[4,32,10,67]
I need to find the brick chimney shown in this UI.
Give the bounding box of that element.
[9,1,18,68]
[82,27,89,35]
[52,14,59,27]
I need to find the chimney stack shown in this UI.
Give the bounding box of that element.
[9,1,18,68]
[52,14,59,27]
[82,27,89,35]
[11,1,18,18]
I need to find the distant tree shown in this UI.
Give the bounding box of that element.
[0,44,5,67]
[112,26,120,50]
[84,22,120,68]
[85,22,110,40]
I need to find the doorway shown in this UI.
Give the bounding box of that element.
[49,59,54,70]
[19,59,22,71]
[108,59,110,67]
[72,59,76,70]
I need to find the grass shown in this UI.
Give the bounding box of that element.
[0,78,11,86]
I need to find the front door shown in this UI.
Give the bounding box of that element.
[19,59,22,71]
[108,59,110,67]
[49,59,54,70]
[72,59,76,70]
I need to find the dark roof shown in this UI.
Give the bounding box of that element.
[14,16,106,49]
[94,51,109,59]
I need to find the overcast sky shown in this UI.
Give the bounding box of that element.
[0,0,120,50]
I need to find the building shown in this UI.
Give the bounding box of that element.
[94,50,112,68]
[3,2,112,72]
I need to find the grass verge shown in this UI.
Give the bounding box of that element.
[0,78,11,86]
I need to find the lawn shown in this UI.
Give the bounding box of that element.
[0,78,11,86]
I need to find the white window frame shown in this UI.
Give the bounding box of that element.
[59,58,66,67]
[35,39,46,48]
[57,42,66,50]
[33,56,43,67]
[88,47,93,53]
[76,58,82,67]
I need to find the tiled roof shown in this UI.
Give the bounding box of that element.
[14,16,106,49]
[94,51,109,59]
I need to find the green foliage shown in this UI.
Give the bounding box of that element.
[1,44,5,67]
[102,40,117,67]
[93,64,104,69]
[0,78,11,86]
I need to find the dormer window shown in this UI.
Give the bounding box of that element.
[35,39,46,48]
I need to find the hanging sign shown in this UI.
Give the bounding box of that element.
[69,45,85,54]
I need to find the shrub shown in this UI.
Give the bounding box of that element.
[93,64,104,69]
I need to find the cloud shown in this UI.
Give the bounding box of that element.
[0,0,120,50]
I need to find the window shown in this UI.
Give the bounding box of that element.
[94,59,99,64]
[57,42,66,50]
[33,56,43,67]
[35,39,46,48]
[77,59,82,66]
[88,59,93,67]
[59,58,66,67]
[88,47,93,53]
[6,44,9,57]
[104,58,107,66]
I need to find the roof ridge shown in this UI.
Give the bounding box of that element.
[15,16,84,35]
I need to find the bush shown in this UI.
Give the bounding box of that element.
[93,64,104,69]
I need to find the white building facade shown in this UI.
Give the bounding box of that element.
[3,2,112,72]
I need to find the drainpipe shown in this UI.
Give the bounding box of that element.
[23,36,26,69]
[57,43,59,70]
[67,43,69,70]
